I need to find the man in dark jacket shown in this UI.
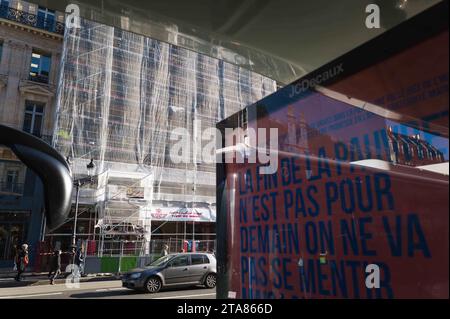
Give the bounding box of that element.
[75,248,85,276]
[48,250,61,285]
[15,244,29,281]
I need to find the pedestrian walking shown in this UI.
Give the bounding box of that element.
[161,244,169,257]
[75,247,85,276]
[48,250,61,285]
[15,244,29,281]
[13,244,19,272]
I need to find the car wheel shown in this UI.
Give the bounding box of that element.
[144,277,162,293]
[204,273,216,288]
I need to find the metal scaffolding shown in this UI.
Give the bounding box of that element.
[51,17,276,255]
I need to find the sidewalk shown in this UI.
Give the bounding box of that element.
[0,271,118,288]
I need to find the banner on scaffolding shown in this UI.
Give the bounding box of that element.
[149,207,216,222]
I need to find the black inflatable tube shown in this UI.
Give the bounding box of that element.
[0,124,73,230]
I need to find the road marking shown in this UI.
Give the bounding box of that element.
[95,288,126,292]
[0,292,63,299]
[154,293,216,299]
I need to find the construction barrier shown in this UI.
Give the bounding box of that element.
[34,239,216,273]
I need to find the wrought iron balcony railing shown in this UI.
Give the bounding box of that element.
[40,134,54,145]
[28,73,49,84]
[0,5,64,35]
[0,181,24,195]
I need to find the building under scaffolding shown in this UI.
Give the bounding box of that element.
[48,18,276,256]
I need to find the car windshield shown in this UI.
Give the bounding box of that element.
[146,255,173,267]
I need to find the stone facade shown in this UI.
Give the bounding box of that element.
[0,2,63,267]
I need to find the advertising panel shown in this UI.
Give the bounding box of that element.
[218,14,448,299]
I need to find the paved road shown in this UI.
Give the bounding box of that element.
[0,280,216,299]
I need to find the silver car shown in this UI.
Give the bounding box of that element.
[121,253,217,293]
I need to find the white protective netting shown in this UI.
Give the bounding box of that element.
[53,18,276,226]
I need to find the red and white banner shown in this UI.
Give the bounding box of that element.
[149,207,216,222]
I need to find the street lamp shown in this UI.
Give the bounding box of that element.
[71,159,96,252]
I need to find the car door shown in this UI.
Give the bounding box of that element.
[189,254,209,283]
[162,255,191,285]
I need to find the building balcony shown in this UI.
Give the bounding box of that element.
[0,5,64,35]
[28,73,49,84]
[0,181,24,196]
[40,134,53,145]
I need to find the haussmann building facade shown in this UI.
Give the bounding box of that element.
[0,1,277,270]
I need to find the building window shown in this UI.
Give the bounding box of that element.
[37,6,55,32]
[0,167,22,194]
[0,1,9,20]
[5,170,19,192]
[0,41,3,63]
[29,50,51,83]
[23,101,44,137]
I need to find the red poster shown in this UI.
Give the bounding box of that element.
[221,27,448,299]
